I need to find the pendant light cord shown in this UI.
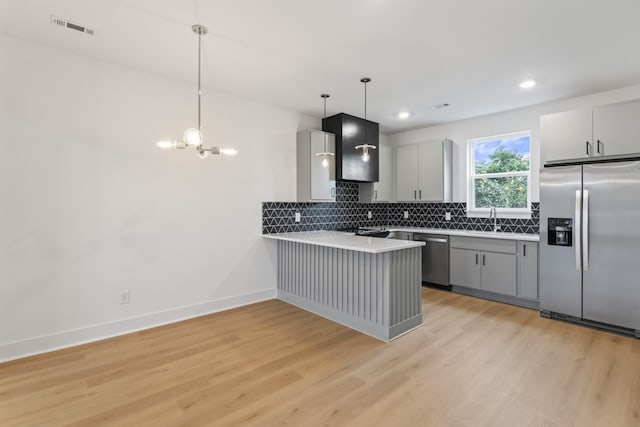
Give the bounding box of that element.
[364,81,367,120]
[363,80,367,144]
[323,97,327,152]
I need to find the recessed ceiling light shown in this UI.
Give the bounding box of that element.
[397,111,411,119]
[519,79,536,89]
[432,103,450,109]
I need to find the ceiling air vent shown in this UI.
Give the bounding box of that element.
[50,16,95,36]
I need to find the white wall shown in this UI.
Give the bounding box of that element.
[0,35,318,361]
[390,84,640,202]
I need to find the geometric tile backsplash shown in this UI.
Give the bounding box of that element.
[262,182,387,234]
[262,182,540,234]
[387,202,540,234]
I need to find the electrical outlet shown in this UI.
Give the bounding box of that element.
[367,211,372,219]
[403,211,409,219]
[445,212,451,221]
[294,212,301,223]
[120,290,130,304]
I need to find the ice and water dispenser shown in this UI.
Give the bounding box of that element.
[548,218,573,247]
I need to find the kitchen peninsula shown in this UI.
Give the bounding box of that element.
[264,231,425,341]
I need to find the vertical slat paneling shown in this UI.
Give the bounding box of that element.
[415,247,420,315]
[376,253,382,323]
[384,253,390,327]
[276,242,422,339]
[284,241,289,293]
[323,246,328,306]
[312,244,317,301]
[331,248,336,309]
[388,248,424,325]
[347,250,353,315]
[364,253,370,321]
[370,254,376,324]
[342,249,348,312]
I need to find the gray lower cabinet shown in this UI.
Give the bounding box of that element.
[482,252,517,296]
[450,236,540,307]
[449,245,516,296]
[517,241,538,300]
[449,248,481,289]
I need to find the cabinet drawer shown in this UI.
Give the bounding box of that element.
[450,236,516,254]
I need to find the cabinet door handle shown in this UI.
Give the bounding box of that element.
[523,244,526,257]
[331,187,335,198]
[414,190,417,200]
[475,254,479,265]
[419,189,422,199]
[597,140,604,156]
[482,254,486,266]
[586,141,592,156]
[374,190,377,200]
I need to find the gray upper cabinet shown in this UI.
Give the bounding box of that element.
[540,109,593,163]
[296,130,336,202]
[541,99,640,164]
[517,241,538,300]
[396,139,452,202]
[396,144,420,202]
[592,99,640,157]
[360,143,392,202]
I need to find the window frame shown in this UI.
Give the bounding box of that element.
[467,131,532,217]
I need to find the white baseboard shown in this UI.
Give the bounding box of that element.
[0,288,276,364]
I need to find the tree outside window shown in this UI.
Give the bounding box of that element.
[468,132,531,211]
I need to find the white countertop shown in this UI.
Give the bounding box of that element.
[387,227,540,242]
[263,230,426,253]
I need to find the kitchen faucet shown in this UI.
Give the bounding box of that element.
[489,207,500,232]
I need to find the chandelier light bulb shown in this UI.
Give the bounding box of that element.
[156,140,175,150]
[221,148,239,156]
[184,128,203,146]
[362,150,370,162]
[322,156,329,168]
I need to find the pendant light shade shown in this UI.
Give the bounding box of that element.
[155,24,237,159]
[354,77,376,162]
[315,93,334,168]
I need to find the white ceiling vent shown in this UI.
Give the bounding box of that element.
[50,16,94,36]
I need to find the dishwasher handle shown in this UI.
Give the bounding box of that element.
[413,235,448,244]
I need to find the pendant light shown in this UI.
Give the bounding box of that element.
[156,24,237,159]
[315,94,334,168]
[355,77,376,162]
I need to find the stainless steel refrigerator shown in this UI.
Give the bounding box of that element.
[540,155,640,337]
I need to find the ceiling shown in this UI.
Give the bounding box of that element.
[3,0,640,133]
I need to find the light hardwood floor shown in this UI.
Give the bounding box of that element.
[1,288,639,426]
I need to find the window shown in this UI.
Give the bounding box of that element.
[468,131,531,213]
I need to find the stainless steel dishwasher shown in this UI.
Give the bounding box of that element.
[413,233,450,287]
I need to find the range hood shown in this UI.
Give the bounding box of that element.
[322,112,379,182]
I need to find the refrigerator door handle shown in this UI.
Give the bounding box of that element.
[583,189,589,271]
[575,190,582,271]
